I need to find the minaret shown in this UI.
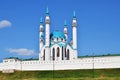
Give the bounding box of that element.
[39,17,44,52]
[45,7,50,61]
[72,11,77,49]
[64,20,68,42]
[45,7,50,47]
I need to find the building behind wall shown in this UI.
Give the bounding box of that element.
[39,8,78,61]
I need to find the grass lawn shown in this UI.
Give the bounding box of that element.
[0,69,120,80]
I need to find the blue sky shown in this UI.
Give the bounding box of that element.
[0,0,120,61]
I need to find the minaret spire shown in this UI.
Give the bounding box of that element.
[64,20,67,26]
[72,11,77,49]
[72,11,78,59]
[40,17,43,25]
[46,7,49,15]
[64,20,68,42]
[73,11,76,18]
[39,17,44,55]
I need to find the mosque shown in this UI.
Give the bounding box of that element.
[39,8,77,61]
[0,8,120,73]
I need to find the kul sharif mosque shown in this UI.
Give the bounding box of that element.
[0,8,120,72]
[39,8,78,61]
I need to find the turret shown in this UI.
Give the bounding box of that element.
[72,11,77,49]
[64,20,68,42]
[39,17,44,52]
[45,7,50,47]
[45,7,51,61]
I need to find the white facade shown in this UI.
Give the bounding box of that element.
[0,8,120,72]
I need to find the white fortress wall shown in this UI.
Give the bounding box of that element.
[0,56,120,71]
[0,63,3,71]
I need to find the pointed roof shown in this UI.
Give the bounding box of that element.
[64,20,67,26]
[46,7,49,15]
[73,11,76,18]
[40,17,43,23]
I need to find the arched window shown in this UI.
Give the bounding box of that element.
[61,38,63,41]
[43,49,45,60]
[62,46,64,60]
[67,49,69,60]
[65,47,66,57]
[53,48,55,60]
[57,38,58,41]
[57,47,59,57]
[52,38,54,41]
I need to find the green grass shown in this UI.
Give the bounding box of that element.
[0,69,120,80]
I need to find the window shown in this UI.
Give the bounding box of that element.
[67,49,69,60]
[4,60,8,63]
[43,49,45,60]
[52,38,54,41]
[65,47,66,57]
[62,46,64,60]
[40,28,43,32]
[57,47,59,57]
[61,38,63,41]
[64,30,67,34]
[57,38,58,41]
[41,39,43,42]
[53,48,55,60]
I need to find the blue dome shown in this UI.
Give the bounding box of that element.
[50,31,66,39]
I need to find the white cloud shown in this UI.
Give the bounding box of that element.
[7,48,36,56]
[0,20,12,29]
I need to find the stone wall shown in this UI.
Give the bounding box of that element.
[0,56,120,71]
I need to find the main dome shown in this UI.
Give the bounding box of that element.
[50,31,66,39]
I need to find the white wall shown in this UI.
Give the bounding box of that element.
[0,56,120,71]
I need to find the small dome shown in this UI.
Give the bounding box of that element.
[50,31,66,39]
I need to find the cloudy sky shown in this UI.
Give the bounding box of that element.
[0,0,120,61]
